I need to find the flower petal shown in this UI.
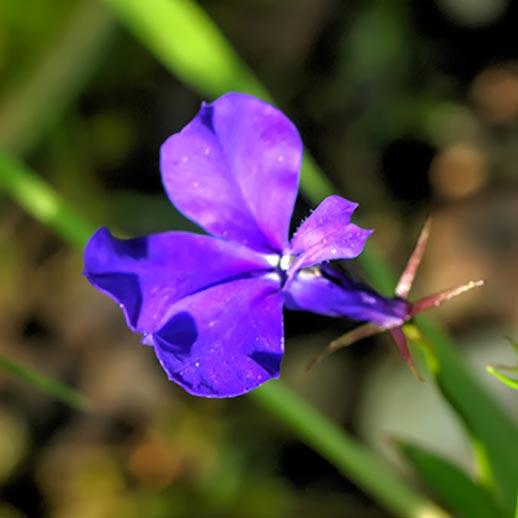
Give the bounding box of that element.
[284,265,408,328]
[152,276,284,398]
[289,195,372,272]
[84,227,273,334]
[160,92,302,253]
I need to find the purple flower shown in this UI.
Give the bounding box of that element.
[84,92,371,398]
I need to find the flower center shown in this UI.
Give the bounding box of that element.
[279,253,296,272]
[264,253,297,287]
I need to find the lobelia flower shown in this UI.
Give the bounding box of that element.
[84,92,372,398]
[84,92,482,396]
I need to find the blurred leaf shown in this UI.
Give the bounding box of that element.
[396,439,504,517]
[102,0,261,99]
[253,382,446,518]
[0,353,90,411]
[406,321,518,515]
[486,338,518,390]
[0,0,115,154]
[0,151,94,247]
[486,367,518,390]
[111,191,199,235]
[0,410,28,485]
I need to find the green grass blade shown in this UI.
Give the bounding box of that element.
[0,353,90,411]
[253,382,447,518]
[0,151,444,518]
[395,439,504,517]
[486,338,518,390]
[102,0,263,99]
[486,366,518,390]
[0,152,94,247]
[406,321,518,514]
[0,0,115,155]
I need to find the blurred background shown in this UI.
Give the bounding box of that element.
[0,0,517,516]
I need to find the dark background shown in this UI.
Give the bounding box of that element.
[0,0,517,516]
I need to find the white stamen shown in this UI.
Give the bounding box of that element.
[264,271,282,283]
[264,254,281,268]
[279,254,296,271]
[297,267,322,280]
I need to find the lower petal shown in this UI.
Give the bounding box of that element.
[284,266,409,328]
[152,276,284,398]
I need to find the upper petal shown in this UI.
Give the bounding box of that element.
[284,265,408,328]
[84,227,273,334]
[153,276,284,398]
[160,92,302,253]
[288,195,372,273]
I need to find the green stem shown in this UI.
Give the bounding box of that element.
[0,353,90,411]
[252,382,447,517]
[486,366,518,390]
[0,152,94,248]
[404,321,518,514]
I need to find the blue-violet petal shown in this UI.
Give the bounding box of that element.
[160,92,302,253]
[153,276,284,397]
[84,227,273,334]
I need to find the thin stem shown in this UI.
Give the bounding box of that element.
[0,153,94,248]
[306,322,382,371]
[252,382,447,518]
[0,353,90,412]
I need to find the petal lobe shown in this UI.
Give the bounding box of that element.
[161,93,302,252]
[84,228,273,334]
[153,277,284,398]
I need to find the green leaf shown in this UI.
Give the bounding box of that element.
[102,0,262,99]
[0,353,90,411]
[486,366,518,390]
[396,439,504,517]
[0,1,115,154]
[486,338,518,390]
[406,321,518,515]
[0,152,94,247]
[253,382,447,518]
